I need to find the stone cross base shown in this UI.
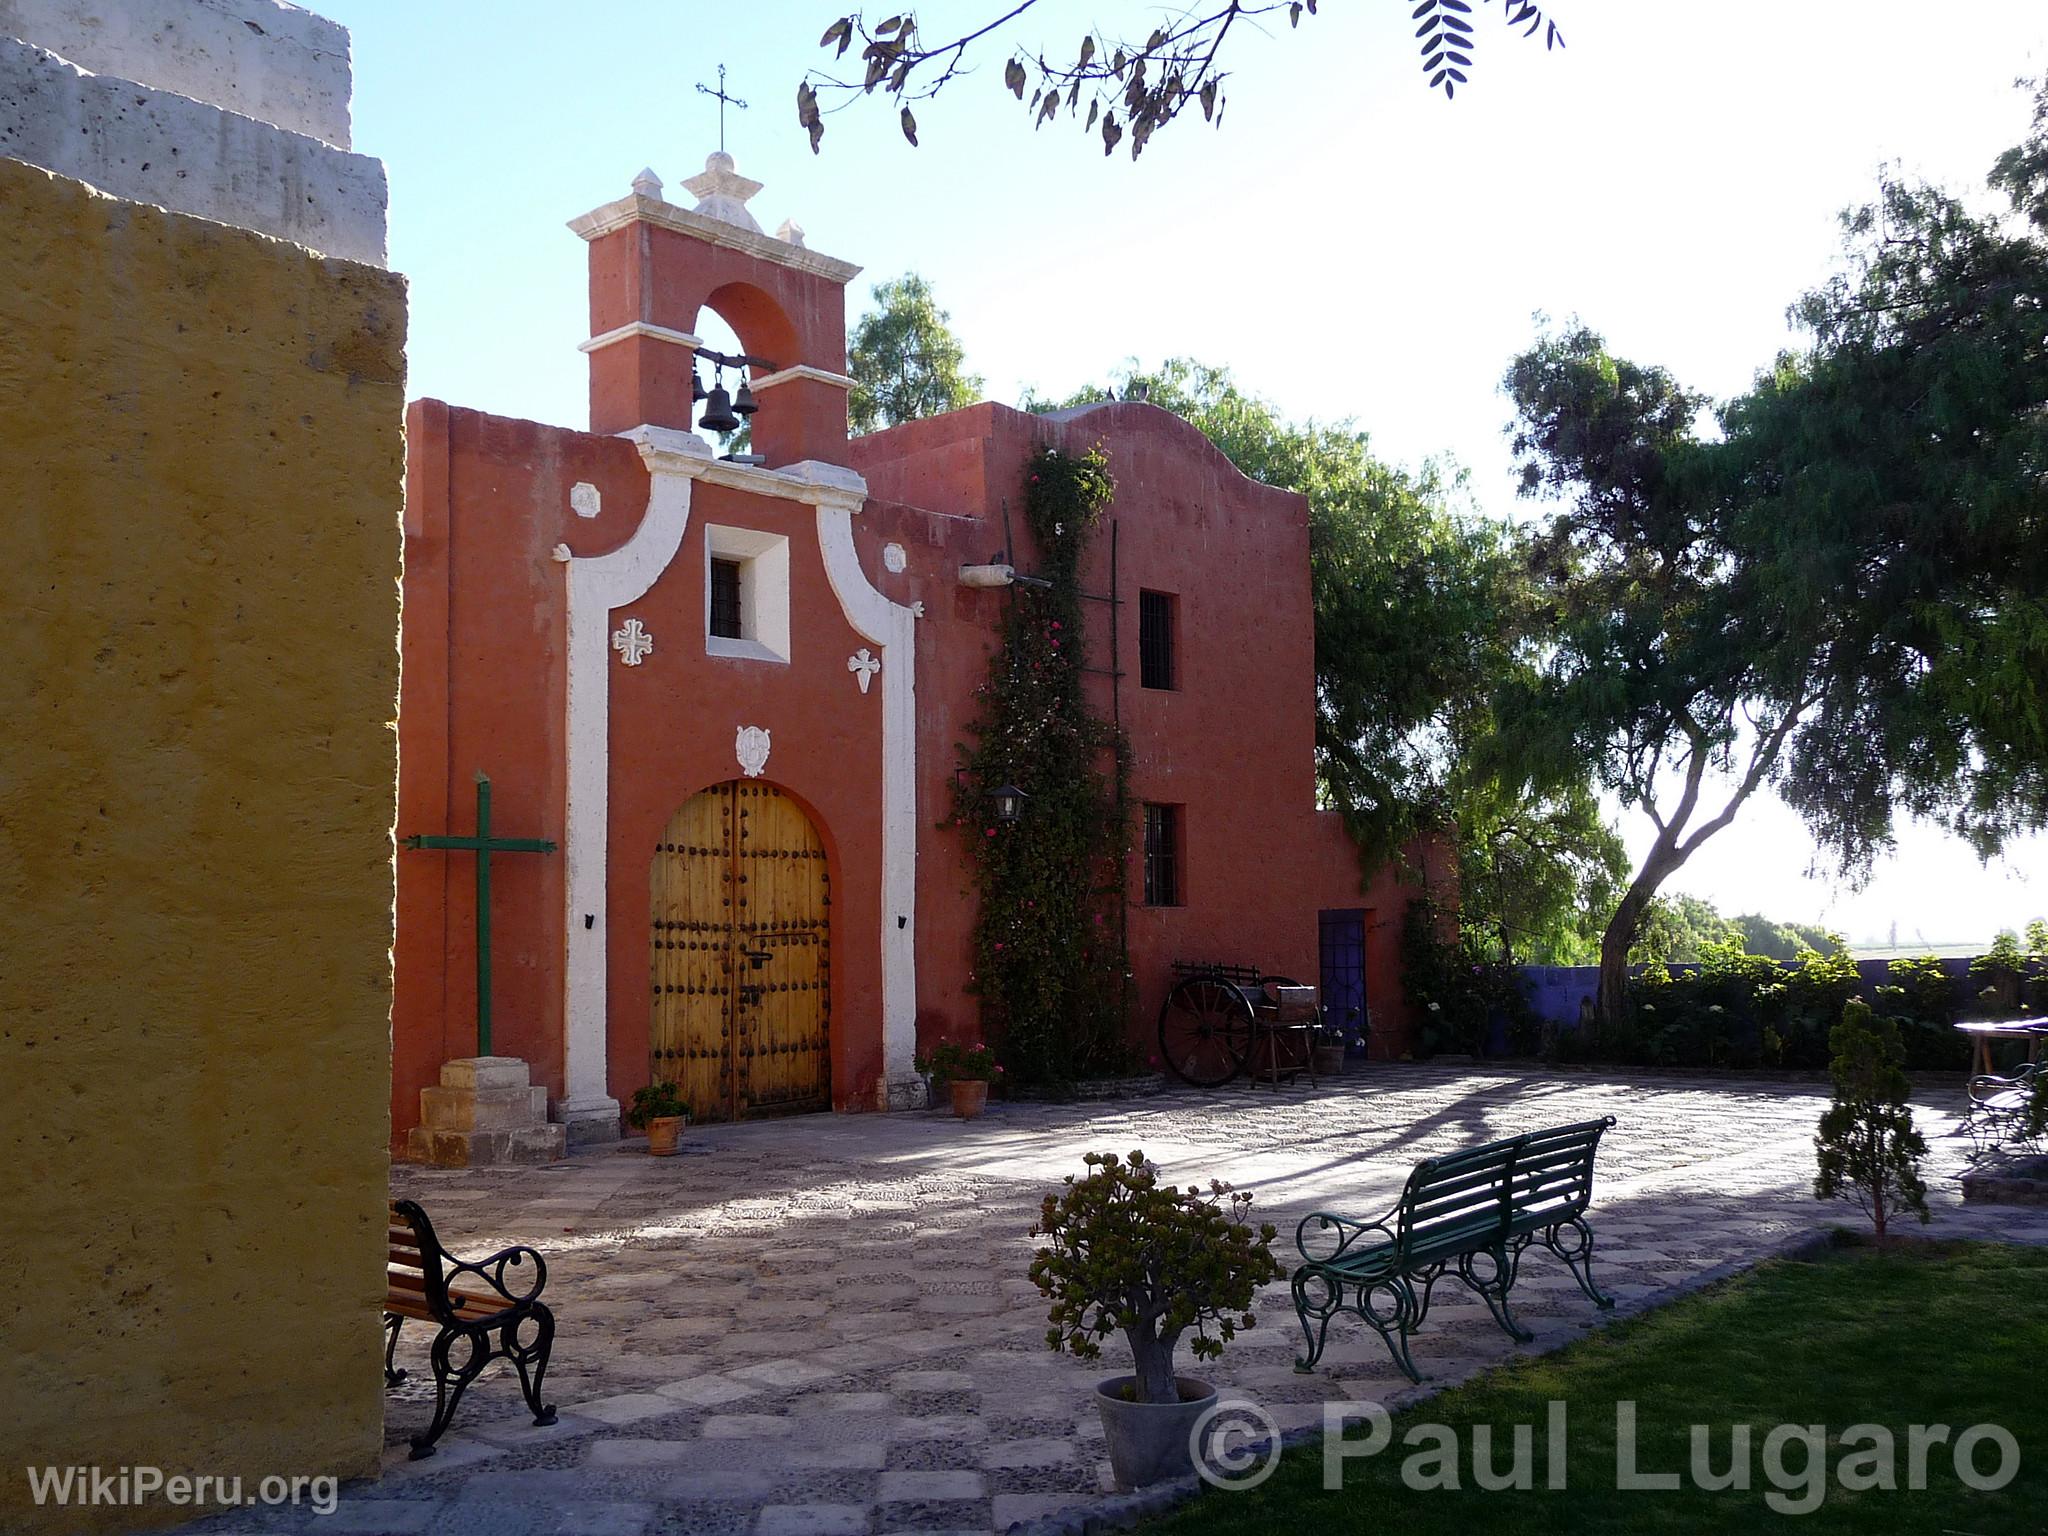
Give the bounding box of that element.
[407,1056,566,1166]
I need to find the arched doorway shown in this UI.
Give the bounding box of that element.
[650,781,831,1121]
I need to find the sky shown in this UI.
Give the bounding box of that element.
[319,0,2047,949]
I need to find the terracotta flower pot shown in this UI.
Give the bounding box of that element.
[1313,1043,1347,1078]
[645,1115,685,1155]
[1094,1375,1217,1489]
[951,1080,989,1119]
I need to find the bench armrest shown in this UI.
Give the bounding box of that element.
[1295,1210,1396,1266]
[1971,1065,2040,1102]
[444,1242,550,1310]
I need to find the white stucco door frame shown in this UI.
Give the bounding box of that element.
[553,426,920,1141]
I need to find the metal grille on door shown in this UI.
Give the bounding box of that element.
[650,781,831,1121]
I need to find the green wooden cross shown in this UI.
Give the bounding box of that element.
[405,772,555,1059]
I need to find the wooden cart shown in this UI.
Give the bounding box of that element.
[1157,960,1322,1089]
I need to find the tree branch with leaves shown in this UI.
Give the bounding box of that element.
[799,0,1565,160]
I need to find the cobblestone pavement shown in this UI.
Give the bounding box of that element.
[187,1063,2048,1536]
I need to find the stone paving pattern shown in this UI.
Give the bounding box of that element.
[184,1064,2048,1535]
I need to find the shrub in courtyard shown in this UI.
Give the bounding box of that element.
[1814,1000,1930,1240]
[1400,897,1536,1056]
[1029,1149,1280,1404]
[1759,945,1865,1068]
[1872,954,1973,1069]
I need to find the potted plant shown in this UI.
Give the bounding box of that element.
[1311,1024,1348,1078]
[927,1039,999,1119]
[627,1081,690,1155]
[1029,1150,1282,1489]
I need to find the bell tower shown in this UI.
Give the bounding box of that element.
[568,153,861,468]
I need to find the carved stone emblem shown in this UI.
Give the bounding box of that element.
[882,542,908,574]
[735,725,771,778]
[848,648,881,694]
[570,481,601,519]
[611,617,653,666]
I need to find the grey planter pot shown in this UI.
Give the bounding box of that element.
[1094,1375,1216,1489]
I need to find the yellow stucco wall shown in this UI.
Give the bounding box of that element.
[0,157,404,1532]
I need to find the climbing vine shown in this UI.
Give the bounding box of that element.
[952,445,1132,1088]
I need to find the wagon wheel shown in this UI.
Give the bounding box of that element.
[1157,975,1256,1087]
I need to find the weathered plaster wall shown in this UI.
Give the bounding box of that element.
[0,0,353,145]
[0,157,404,1532]
[851,401,1439,1063]
[396,405,894,1139]
[0,31,386,263]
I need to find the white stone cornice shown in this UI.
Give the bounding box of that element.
[611,429,867,511]
[579,321,706,355]
[568,193,862,284]
[750,364,856,394]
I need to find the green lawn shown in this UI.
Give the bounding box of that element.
[1154,1238,2045,1535]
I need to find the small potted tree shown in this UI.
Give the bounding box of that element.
[628,1081,690,1156]
[1029,1150,1281,1488]
[928,1040,999,1119]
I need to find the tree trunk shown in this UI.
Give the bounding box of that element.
[1595,857,1669,1035]
[1126,1327,1180,1404]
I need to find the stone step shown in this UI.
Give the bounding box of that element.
[420,1083,549,1131]
[439,1055,535,1093]
[406,1122,566,1168]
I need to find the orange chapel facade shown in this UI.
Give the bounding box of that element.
[391,153,1441,1150]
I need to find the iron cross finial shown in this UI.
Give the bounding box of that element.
[695,64,749,154]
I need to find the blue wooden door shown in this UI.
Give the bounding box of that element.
[1318,909,1368,1053]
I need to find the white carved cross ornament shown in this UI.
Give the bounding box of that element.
[848,648,881,694]
[611,617,654,667]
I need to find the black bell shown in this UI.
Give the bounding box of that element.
[733,378,758,419]
[691,367,707,404]
[699,384,740,435]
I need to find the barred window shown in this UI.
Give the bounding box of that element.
[1139,589,1176,690]
[1143,803,1182,907]
[709,558,743,640]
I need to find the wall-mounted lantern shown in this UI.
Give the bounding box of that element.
[991,783,1028,825]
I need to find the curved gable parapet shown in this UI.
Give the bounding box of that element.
[1025,399,1306,514]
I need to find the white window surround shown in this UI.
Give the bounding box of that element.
[703,524,791,663]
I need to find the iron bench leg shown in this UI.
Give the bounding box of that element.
[410,1326,492,1460]
[1292,1270,1341,1373]
[503,1303,559,1428]
[1294,1270,1426,1383]
[1452,1244,1534,1343]
[382,1314,407,1388]
[1537,1216,1614,1310]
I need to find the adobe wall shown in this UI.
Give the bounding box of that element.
[0,156,404,1531]
[396,405,894,1140]
[851,401,1437,1067]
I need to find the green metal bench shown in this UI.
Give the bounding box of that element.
[1291,1116,1617,1381]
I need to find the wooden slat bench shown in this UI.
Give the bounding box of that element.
[385,1199,558,1458]
[1291,1117,1617,1382]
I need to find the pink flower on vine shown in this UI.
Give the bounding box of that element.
[985,828,997,838]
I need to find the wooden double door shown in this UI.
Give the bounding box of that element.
[649,781,831,1121]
